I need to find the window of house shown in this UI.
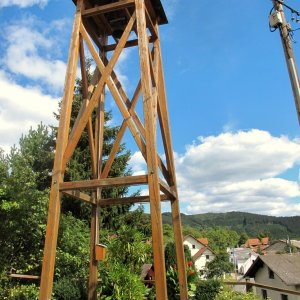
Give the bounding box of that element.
[206,255,210,260]
[261,289,267,299]
[281,294,288,300]
[268,268,274,279]
[192,245,195,249]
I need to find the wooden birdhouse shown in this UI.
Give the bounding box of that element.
[95,244,107,261]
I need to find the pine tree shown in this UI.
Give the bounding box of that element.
[54,61,133,228]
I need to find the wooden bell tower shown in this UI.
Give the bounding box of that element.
[39,0,188,299]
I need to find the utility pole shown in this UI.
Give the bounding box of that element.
[271,0,300,124]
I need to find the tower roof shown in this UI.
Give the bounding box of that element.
[73,0,168,25]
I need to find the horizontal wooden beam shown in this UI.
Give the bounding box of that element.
[82,0,135,18]
[98,194,169,206]
[159,179,176,200]
[224,281,300,296]
[62,190,95,204]
[104,36,155,52]
[59,175,148,191]
[10,274,40,280]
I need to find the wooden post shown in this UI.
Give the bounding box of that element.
[136,0,167,298]
[245,278,252,293]
[38,1,83,299]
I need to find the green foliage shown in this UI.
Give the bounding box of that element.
[238,232,249,246]
[163,224,174,243]
[164,242,194,271]
[206,252,233,279]
[8,284,39,300]
[105,225,151,274]
[166,262,197,300]
[205,228,239,252]
[165,243,197,299]
[216,289,260,300]
[53,276,81,300]
[98,225,150,299]
[0,129,50,275]
[57,64,132,225]
[163,212,300,240]
[99,263,147,300]
[166,265,180,299]
[182,225,203,238]
[119,205,151,237]
[53,214,90,299]
[165,242,177,270]
[194,279,221,300]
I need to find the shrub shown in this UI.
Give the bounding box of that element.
[216,289,260,300]
[194,279,221,300]
[99,263,147,300]
[53,276,81,300]
[166,261,197,299]
[9,284,39,300]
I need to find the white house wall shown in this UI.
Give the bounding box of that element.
[183,236,205,257]
[194,249,215,272]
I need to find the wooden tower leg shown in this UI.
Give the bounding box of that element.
[88,204,99,300]
[136,0,168,299]
[38,1,83,299]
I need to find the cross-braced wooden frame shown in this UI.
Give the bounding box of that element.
[39,0,188,299]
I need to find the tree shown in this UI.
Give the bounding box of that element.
[0,131,51,275]
[205,228,239,252]
[0,132,51,298]
[238,232,249,246]
[206,252,233,279]
[55,63,133,227]
[0,60,137,299]
[53,214,90,299]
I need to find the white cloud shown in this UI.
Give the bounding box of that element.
[129,151,146,175]
[175,129,300,216]
[2,18,68,92]
[0,0,48,8]
[176,130,300,188]
[129,130,300,216]
[0,70,58,152]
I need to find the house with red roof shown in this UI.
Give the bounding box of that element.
[242,237,269,253]
[183,235,215,277]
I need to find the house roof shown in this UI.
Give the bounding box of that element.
[245,238,260,247]
[183,235,209,248]
[197,238,208,246]
[193,246,215,261]
[243,237,269,250]
[140,264,153,279]
[230,248,258,261]
[244,253,300,286]
[265,240,300,252]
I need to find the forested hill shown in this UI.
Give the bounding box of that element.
[162,211,300,239]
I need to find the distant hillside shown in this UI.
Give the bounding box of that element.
[162,211,300,239]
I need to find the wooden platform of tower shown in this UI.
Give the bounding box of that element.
[39,0,188,299]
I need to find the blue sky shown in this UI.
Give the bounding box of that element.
[1,0,300,216]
